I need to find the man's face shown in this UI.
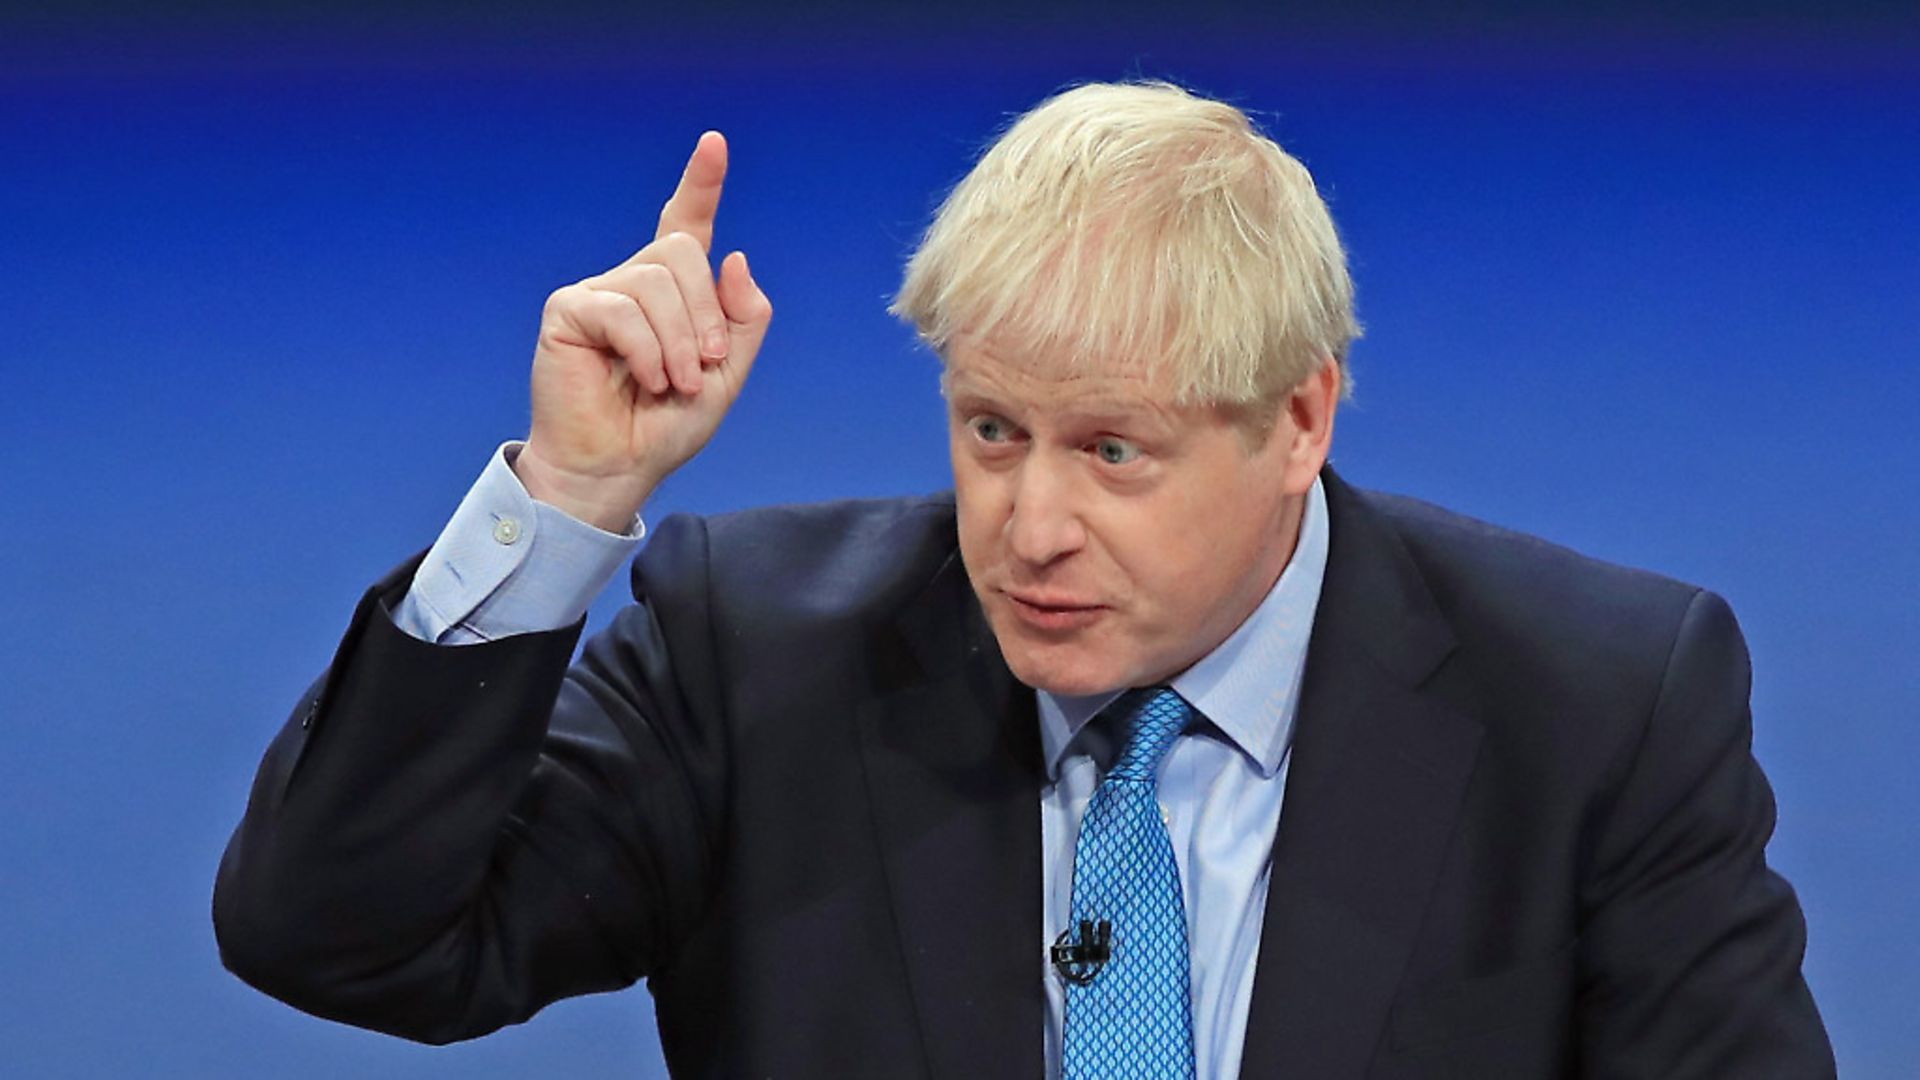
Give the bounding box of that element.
[947,340,1331,696]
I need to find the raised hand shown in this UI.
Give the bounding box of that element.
[517,131,773,531]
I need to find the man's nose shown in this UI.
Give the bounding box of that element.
[1005,459,1087,566]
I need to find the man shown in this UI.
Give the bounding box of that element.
[215,82,1833,1077]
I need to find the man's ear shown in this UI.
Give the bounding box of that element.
[1276,358,1340,495]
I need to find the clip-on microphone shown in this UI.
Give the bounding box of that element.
[1050,919,1113,985]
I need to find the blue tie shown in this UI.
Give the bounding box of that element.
[1061,688,1197,1079]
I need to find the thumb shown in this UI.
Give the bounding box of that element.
[717,250,773,364]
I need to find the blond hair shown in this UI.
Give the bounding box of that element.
[891,80,1359,411]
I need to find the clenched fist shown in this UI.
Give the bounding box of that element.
[516,131,772,531]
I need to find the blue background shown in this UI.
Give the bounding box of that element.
[4,5,1915,1077]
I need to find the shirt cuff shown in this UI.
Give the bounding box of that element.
[393,442,645,643]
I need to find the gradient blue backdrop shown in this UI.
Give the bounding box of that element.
[4,7,1915,1077]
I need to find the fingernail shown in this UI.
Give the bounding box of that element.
[703,328,728,358]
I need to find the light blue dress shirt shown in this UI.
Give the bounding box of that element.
[393,445,1330,1080]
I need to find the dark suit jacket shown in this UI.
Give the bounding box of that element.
[214,469,1833,1077]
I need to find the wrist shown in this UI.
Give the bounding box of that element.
[512,442,657,533]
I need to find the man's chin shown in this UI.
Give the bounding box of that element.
[994,640,1129,698]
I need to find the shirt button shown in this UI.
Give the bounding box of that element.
[1160,804,1172,827]
[492,517,522,545]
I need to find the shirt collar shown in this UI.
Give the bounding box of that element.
[1035,475,1331,781]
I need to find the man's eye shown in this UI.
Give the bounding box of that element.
[1092,437,1141,465]
[971,416,1012,443]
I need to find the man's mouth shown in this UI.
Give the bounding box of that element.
[1002,590,1107,631]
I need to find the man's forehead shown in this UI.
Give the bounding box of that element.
[943,337,1175,403]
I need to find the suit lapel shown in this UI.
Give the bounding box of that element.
[1237,470,1484,1078]
[857,550,1047,1080]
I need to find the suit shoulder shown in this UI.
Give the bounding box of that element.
[1358,487,1703,619]
[1349,486,1720,704]
[1342,484,1757,816]
[634,492,960,621]
[704,491,956,552]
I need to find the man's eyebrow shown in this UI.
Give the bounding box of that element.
[1055,397,1176,432]
[1061,396,1156,417]
[941,377,1001,406]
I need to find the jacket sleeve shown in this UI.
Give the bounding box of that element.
[212,514,727,1044]
[1575,589,1834,1077]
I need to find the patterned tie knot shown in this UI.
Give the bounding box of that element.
[1105,687,1191,783]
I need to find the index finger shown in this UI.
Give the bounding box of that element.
[655,130,728,252]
